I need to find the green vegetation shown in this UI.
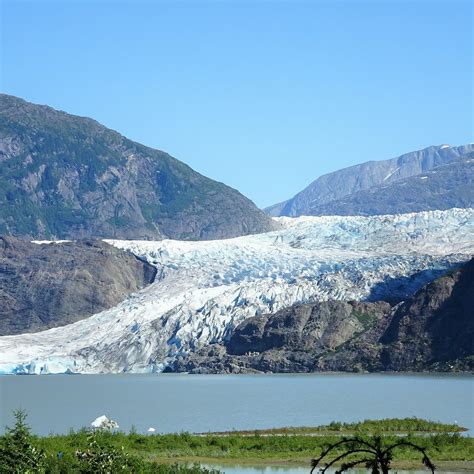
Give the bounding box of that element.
[0,410,221,473]
[1,414,473,472]
[34,430,473,470]
[213,417,467,436]
[352,310,377,329]
[0,410,45,473]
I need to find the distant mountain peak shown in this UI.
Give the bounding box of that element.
[265,143,474,217]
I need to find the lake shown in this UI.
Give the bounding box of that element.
[0,373,472,436]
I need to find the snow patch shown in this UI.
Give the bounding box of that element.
[383,167,400,181]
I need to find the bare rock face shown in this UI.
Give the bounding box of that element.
[317,261,474,372]
[227,301,390,355]
[0,237,157,335]
[168,260,474,373]
[377,258,474,371]
[168,301,391,373]
[0,94,275,240]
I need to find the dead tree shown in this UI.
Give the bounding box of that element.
[310,435,436,474]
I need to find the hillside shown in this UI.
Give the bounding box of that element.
[266,144,474,217]
[0,238,156,335]
[0,94,275,240]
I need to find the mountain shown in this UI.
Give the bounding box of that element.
[306,157,474,216]
[0,94,275,240]
[0,208,471,374]
[168,258,474,374]
[0,238,156,335]
[266,144,474,217]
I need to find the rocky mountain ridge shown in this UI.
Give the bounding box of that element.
[0,94,275,240]
[303,156,474,216]
[266,144,474,217]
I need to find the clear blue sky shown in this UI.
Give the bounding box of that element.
[1,0,472,208]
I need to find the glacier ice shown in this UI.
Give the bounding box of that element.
[0,208,473,374]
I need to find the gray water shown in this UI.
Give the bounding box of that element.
[204,466,461,474]
[0,373,472,436]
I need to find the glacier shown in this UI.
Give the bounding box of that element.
[0,208,473,374]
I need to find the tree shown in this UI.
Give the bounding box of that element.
[310,435,436,474]
[0,409,45,473]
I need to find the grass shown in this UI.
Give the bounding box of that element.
[205,417,468,436]
[34,432,474,469]
[28,419,473,471]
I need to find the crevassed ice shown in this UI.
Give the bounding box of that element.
[0,208,473,374]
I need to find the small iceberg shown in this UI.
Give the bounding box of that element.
[90,415,119,430]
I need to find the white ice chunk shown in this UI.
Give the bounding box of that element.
[91,415,119,430]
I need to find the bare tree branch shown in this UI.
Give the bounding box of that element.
[310,435,436,474]
[314,449,377,474]
[383,441,435,473]
[311,436,376,471]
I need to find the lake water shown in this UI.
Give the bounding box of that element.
[203,466,460,474]
[0,373,472,436]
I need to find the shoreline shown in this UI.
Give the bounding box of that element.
[1,370,473,376]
